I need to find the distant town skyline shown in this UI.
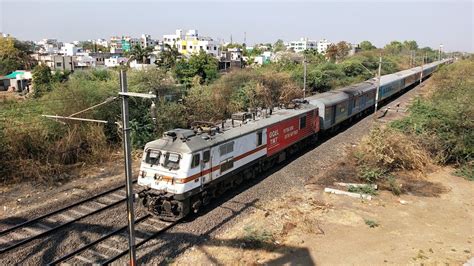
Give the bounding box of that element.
[1,1,472,52]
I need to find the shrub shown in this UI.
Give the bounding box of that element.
[356,126,430,173]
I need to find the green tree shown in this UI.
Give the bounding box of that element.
[155,44,180,70]
[129,44,154,64]
[32,64,52,98]
[403,40,418,51]
[360,41,376,51]
[273,39,286,52]
[384,41,403,54]
[174,51,219,86]
[0,37,35,74]
[79,41,108,52]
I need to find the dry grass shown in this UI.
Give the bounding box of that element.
[356,126,431,172]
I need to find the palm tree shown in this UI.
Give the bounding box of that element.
[129,44,153,64]
[156,44,181,70]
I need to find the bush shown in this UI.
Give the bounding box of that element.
[392,60,474,165]
[356,126,430,173]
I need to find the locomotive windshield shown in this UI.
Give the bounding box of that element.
[145,150,161,165]
[163,152,181,170]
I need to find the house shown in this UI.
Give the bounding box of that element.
[163,29,220,57]
[33,54,75,72]
[287,38,318,53]
[0,71,32,92]
[104,56,128,68]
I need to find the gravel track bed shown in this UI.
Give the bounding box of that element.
[0,84,425,265]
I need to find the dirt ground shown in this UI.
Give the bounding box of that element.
[173,167,474,265]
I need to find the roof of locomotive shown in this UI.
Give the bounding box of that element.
[144,103,317,153]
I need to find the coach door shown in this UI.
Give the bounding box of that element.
[201,149,212,186]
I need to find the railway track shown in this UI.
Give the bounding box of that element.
[48,214,178,265]
[0,181,136,254]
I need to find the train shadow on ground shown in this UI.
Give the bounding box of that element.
[138,198,314,265]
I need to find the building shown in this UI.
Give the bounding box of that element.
[287,38,318,53]
[0,71,32,92]
[33,54,75,72]
[94,38,109,48]
[61,43,82,56]
[36,38,62,54]
[317,39,332,54]
[163,29,220,57]
[141,34,158,48]
[219,48,243,70]
[105,56,128,68]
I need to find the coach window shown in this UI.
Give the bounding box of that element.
[191,153,200,168]
[203,150,210,163]
[299,115,307,129]
[257,131,263,146]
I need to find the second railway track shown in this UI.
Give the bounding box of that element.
[0,181,136,254]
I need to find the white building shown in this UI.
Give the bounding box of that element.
[36,39,61,54]
[317,39,332,54]
[95,38,109,47]
[163,29,220,57]
[61,43,82,56]
[287,38,318,53]
[141,34,158,48]
[105,56,128,68]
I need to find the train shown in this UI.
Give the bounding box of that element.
[137,58,453,221]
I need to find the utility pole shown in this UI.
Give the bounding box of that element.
[438,44,443,61]
[303,55,307,99]
[420,54,424,83]
[119,69,137,266]
[374,56,382,119]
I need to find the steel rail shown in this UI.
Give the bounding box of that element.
[0,181,135,237]
[47,214,152,265]
[102,220,179,265]
[0,189,134,254]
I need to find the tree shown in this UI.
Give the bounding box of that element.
[384,41,403,54]
[79,41,108,53]
[0,36,35,74]
[336,41,351,61]
[403,40,418,51]
[129,44,154,64]
[32,64,52,98]
[174,51,219,86]
[155,44,180,70]
[360,41,376,51]
[273,39,286,52]
[325,44,338,62]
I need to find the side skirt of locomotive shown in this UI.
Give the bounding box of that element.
[139,133,318,221]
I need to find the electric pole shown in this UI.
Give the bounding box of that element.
[119,69,137,266]
[374,56,382,119]
[303,55,307,99]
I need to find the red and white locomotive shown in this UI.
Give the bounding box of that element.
[138,104,319,220]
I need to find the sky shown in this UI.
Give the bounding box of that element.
[0,0,473,52]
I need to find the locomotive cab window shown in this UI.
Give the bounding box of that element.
[145,150,161,165]
[191,153,200,168]
[257,131,263,146]
[299,115,307,129]
[163,152,181,170]
[203,150,210,163]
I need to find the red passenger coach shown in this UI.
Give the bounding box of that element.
[266,109,319,156]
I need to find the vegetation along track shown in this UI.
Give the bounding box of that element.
[48,214,178,265]
[0,181,136,254]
